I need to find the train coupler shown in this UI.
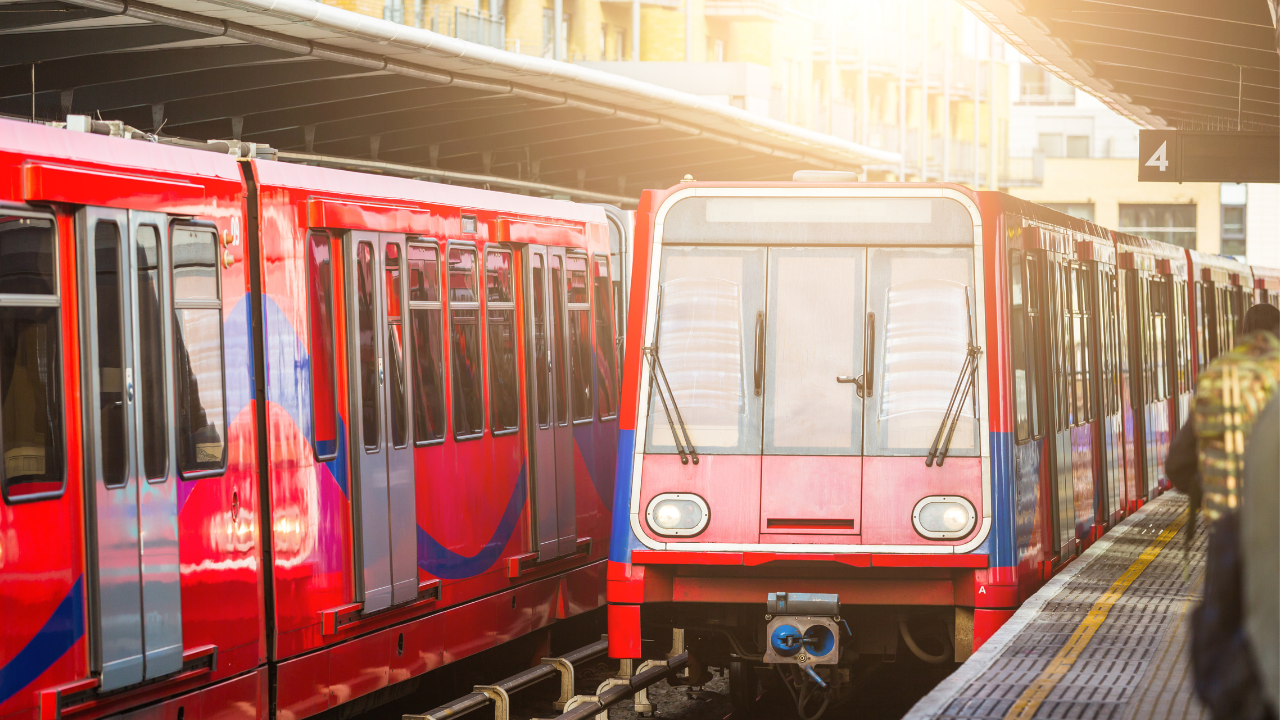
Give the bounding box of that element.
[764,592,844,668]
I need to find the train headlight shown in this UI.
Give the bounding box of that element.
[645,494,709,537]
[912,496,977,539]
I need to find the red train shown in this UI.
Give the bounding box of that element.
[0,118,625,720]
[605,180,1279,715]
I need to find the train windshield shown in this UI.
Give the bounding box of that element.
[644,195,979,458]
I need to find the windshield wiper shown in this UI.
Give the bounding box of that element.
[643,345,699,465]
[926,343,982,467]
[927,288,982,467]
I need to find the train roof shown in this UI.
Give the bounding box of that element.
[252,158,608,226]
[1251,265,1280,291]
[0,117,244,187]
[1188,249,1254,286]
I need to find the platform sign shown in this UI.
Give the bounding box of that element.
[1139,130,1279,183]
[1138,130,1179,182]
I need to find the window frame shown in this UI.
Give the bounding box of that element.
[484,245,520,438]
[447,239,486,441]
[0,208,65,503]
[306,230,341,462]
[565,250,594,426]
[408,238,447,447]
[170,220,229,480]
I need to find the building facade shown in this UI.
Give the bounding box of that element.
[318,0,1011,185]
[1005,57,1280,265]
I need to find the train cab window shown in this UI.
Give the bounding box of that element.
[645,247,765,455]
[0,215,64,500]
[408,243,445,444]
[449,246,484,439]
[566,254,593,423]
[486,249,518,434]
[172,226,227,475]
[307,232,339,460]
[592,255,618,419]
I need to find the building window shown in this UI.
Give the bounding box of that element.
[1221,183,1247,257]
[600,23,607,58]
[1044,203,1095,223]
[615,29,625,60]
[1119,204,1196,249]
[542,8,554,58]
[1019,63,1075,104]
[383,0,404,24]
[1065,135,1090,158]
[1038,133,1063,158]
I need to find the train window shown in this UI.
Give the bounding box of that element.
[408,243,445,445]
[645,247,765,455]
[356,242,381,450]
[1150,278,1169,401]
[1009,252,1032,443]
[593,255,618,420]
[566,254,593,423]
[385,243,408,448]
[530,253,550,429]
[865,247,979,456]
[1194,282,1207,370]
[1077,265,1093,423]
[172,226,227,476]
[1026,254,1044,439]
[550,255,568,426]
[0,215,64,501]
[307,233,339,460]
[93,222,127,488]
[449,246,484,439]
[135,224,168,480]
[1058,265,1075,428]
[486,250,519,434]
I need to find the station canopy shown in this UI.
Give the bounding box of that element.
[0,0,900,205]
[964,0,1279,132]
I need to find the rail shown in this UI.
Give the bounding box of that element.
[403,636,688,720]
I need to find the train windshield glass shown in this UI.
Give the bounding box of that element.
[646,196,979,459]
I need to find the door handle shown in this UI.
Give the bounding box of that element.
[125,368,135,403]
[836,375,865,397]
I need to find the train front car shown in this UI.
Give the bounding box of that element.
[608,181,1001,714]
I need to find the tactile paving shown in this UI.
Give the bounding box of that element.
[904,493,1209,720]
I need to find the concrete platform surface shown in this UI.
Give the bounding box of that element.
[904,492,1207,720]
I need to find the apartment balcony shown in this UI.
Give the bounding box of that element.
[703,0,782,22]
[597,0,678,8]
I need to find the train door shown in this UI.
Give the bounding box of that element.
[524,245,576,560]
[78,208,183,691]
[760,247,866,537]
[345,232,417,612]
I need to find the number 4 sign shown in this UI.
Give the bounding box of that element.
[1138,130,1180,182]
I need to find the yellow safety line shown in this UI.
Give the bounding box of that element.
[1004,510,1190,720]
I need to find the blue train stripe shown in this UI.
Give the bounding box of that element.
[0,577,85,706]
[417,466,527,579]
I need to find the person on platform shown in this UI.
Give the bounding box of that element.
[1186,302,1280,720]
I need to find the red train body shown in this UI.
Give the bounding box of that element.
[605,181,1273,709]
[0,118,623,720]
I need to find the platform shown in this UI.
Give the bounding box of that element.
[906,492,1208,720]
